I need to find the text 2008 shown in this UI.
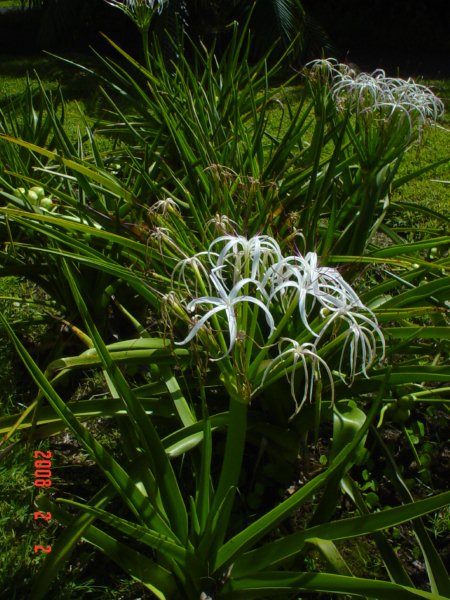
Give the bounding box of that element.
[33,450,53,555]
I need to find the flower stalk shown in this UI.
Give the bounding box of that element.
[105,0,169,70]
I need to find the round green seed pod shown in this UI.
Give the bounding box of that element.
[30,186,45,200]
[26,190,39,204]
[13,187,26,198]
[39,197,53,210]
[398,395,415,409]
[392,407,411,423]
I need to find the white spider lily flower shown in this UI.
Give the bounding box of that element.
[172,252,216,296]
[263,252,364,335]
[328,63,444,128]
[149,197,180,216]
[339,322,382,382]
[306,58,354,84]
[307,59,444,134]
[259,338,334,416]
[175,272,275,358]
[105,0,167,30]
[208,234,284,286]
[106,0,167,12]
[317,297,385,383]
[173,234,385,407]
[298,253,363,310]
[263,256,318,334]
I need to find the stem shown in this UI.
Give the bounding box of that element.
[210,382,249,536]
[140,26,151,73]
[402,424,422,467]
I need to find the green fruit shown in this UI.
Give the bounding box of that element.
[30,186,45,200]
[398,395,415,409]
[39,197,53,210]
[26,190,39,204]
[13,187,26,198]
[392,407,411,423]
[419,454,431,468]
[386,401,411,423]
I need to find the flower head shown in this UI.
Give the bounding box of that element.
[259,338,334,416]
[149,197,180,216]
[105,0,168,30]
[262,252,363,335]
[208,234,284,286]
[306,59,444,138]
[316,297,385,384]
[172,234,385,409]
[175,272,275,359]
[334,70,443,125]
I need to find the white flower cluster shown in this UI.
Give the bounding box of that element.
[307,58,444,129]
[105,0,168,29]
[108,0,167,11]
[174,234,384,409]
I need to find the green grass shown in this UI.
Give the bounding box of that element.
[394,79,450,216]
[0,52,113,154]
[0,1,23,7]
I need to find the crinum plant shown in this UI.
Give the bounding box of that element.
[0,24,449,598]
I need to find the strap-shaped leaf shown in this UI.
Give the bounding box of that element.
[221,571,449,599]
[61,260,189,543]
[56,498,193,565]
[32,495,175,600]
[233,490,450,577]
[160,365,196,427]
[0,134,132,200]
[0,310,173,539]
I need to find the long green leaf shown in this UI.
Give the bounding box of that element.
[160,365,196,427]
[0,310,173,538]
[61,260,189,543]
[33,496,175,600]
[0,134,132,200]
[383,327,450,341]
[233,491,450,577]
[221,571,449,599]
[56,499,192,565]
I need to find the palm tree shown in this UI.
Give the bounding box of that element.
[160,0,332,63]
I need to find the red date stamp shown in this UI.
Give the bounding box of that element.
[33,450,53,554]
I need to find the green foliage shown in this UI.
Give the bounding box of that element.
[0,22,449,600]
